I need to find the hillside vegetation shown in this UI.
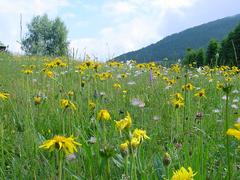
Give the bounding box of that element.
[116,14,240,63]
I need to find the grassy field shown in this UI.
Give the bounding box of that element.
[0,52,239,179]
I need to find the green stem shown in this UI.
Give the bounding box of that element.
[58,152,63,180]
[225,92,231,180]
[106,158,110,179]
[125,154,129,177]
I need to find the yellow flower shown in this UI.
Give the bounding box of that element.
[173,93,184,101]
[182,83,194,91]
[216,83,224,90]
[171,167,197,180]
[88,101,96,110]
[68,91,74,96]
[22,69,33,74]
[132,128,150,141]
[130,137,141,147]
[227,123,240,140]
[0,92,10,101]
[97,109,111,121]
[171,64,181,73]
[60,99,77,111]
[172,99,184,108]
[39,135,81,154]
[120,141,129,151]
[121,74,128,78]
[34,96,41,105]
[113,83,121,89]
[225,77,232,82]
[46,70,54,78]
[122,90,128,94]
[194,89,206,98]
[115,112,132,131]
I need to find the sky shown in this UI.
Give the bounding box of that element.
[0,0,240,60]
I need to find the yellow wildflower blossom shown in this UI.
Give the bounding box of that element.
[22,69,33,74]
[88,101,96,110]
[0,92,10,101]
[120,141,129,152]
[171,167,197,180]
[113,83,121,89]
[97,109,111,121]
[132,128,150,141]
[34,96,41,105]
[194,89,206,98]
[39,135,81,154]
[182,83,194,91]
[60,99,77,111]
[227,123,240,140]
[115,112,132,131]
[130,137,141,147]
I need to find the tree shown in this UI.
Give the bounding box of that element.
[183,48,205,67]
[206,39,219,66]
[21,14,69,56]
[219,23,240,66]
[195,48,205,67]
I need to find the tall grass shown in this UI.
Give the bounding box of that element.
[0,53,239,179]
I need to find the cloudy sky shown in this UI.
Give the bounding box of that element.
[0,0,239,60]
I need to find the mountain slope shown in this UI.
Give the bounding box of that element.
[115,14,240,63]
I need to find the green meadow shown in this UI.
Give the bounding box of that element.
[0,53,239,179]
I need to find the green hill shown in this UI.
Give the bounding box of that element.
[115,14,240,63]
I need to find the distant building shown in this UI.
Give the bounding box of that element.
[0,42,7,51]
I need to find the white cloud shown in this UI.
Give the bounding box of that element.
[0,0,70,53]
[70,0,198,60]
[0,0,198,59]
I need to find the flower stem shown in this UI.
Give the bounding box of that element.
[225,92,231,180]
[58,152,63,180]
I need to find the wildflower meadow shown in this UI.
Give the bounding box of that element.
[0,53,239,179]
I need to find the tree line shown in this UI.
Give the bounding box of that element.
[183,23,240,67]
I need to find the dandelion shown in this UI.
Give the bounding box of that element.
[97,109,111,121]
[0,92,10,101]
[39,135,81,155]
[171,167,197,180]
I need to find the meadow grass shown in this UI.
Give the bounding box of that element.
[0,53,239,179]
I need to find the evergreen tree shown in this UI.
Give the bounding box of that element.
[196,48,205,67]
[219,23,240,66]
[206,39,219,66]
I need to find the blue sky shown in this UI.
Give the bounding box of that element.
[0,0,240,60]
